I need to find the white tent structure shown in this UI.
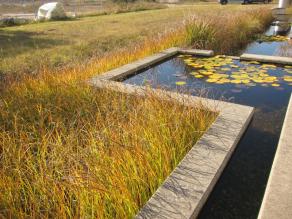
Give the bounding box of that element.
[37,2,66,20]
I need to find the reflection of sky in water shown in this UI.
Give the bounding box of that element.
[124,56,292,120]
[245,40,291,56]
[244,26,292,56]
[123,55,292,218]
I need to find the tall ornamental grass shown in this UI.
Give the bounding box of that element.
[0,87,216,218]
[0,7,272,218]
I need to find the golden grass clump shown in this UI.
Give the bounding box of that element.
[183,8,273,54]
[0,85,216,218]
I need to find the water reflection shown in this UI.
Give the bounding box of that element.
[244,25,291,56]
[123,56,292,218]
[279,40,292,56]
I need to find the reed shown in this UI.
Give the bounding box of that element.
[0,86,216,218]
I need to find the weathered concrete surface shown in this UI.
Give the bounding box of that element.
[93,48,215,81]
[241,53,292,65]
[95,47,179,81]
[179,49,214,57]
[89,79,251,117]
[258,94,292,219]
[135,105,253,219]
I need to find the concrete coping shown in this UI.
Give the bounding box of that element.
[89,48,255,219]
[94,48,214,81]
[89,79,254,219]
[240,53,292,65]
[179,49,214,56]
[257,94,292,219]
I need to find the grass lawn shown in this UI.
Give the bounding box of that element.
[0,4,273,76]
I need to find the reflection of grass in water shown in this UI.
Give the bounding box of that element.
[253,107,287,135]
[178,55,292,88]
[278,40,292,57]
[258,35,288,42]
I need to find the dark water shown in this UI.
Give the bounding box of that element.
[243,26,291,57]
[123,54,292,218]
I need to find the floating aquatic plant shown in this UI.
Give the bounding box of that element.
[257,35,288,43]
[284,76,292,82]
[179,54,292,88]
[176,81,186,85]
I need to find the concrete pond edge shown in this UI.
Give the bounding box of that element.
[89,48,255,218]
[94,47,213,81]
[257,94,292,219]
[241,53,292,65]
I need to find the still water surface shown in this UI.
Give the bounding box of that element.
[124,36,292,217]
[243,25,291,57]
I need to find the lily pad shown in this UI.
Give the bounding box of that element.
[206,78,218,83]
[231,79,241,84]
[258,35,287,42]
[284,77,292,82]
[176,81,186,86]
[262,64,276,68]
[201,71,214,76]
[248,61,260,65]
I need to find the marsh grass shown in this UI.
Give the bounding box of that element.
[0,5,273,218]
[183,9,273,54]
[184,16,216,49]
[0,85,216,218]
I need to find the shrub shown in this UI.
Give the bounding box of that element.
[184,16,216,49]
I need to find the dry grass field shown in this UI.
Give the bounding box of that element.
[0,4,273,77]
